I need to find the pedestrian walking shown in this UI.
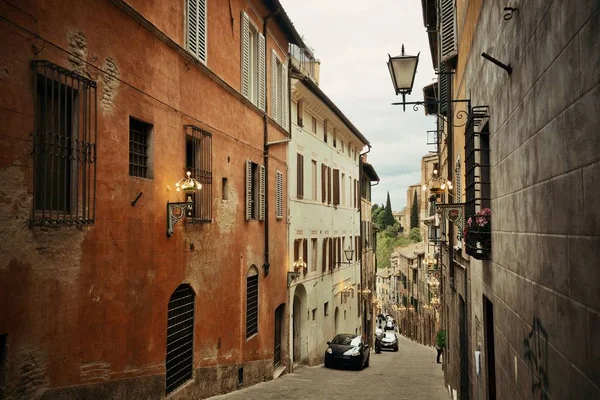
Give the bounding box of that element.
[435,329,446,364]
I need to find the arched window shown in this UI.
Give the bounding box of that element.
[246,266,259,338]
[166,284,195,395]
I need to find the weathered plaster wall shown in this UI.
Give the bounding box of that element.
[0,0,290,398]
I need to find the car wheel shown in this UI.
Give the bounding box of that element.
[394,346,399,352]
[364,355,370,368]
[324,359,331,368]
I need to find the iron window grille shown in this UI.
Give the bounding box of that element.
[464,106,491,260]
[185,125,212,223]
[246,268,259,338]
[166,284,195,395]
[129,118,151,178]
[31,60,97,227]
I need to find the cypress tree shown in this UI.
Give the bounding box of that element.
[383,192,395,229]
[410,190,419,229]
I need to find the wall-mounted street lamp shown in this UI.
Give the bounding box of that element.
[343,247,354,264]
[387,44,474,118]
[167,171,202,237]
[387,44,420,111]
[422,169,453,195]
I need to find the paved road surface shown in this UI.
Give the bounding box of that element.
[208,334,449,400]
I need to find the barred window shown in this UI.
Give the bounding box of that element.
[166,284,195,395]
[129,118,152,178]
[31,60,97,226]
[246,266,259,338]
[185,125,212,222]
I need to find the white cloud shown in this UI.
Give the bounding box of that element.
[281,0,436,210]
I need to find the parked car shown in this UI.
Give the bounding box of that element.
[380,331,399,351]
[324,334,370,370]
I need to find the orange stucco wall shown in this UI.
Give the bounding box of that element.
[0,0,289,396]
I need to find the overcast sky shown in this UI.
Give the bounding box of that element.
[281,0,436,211]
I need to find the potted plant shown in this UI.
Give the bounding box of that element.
[463,208,491,251]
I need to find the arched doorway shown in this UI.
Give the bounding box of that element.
[166,284,195,395]
[334,306,339,334]
[292,284,307,364]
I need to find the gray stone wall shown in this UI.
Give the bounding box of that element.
[455,0,600,399]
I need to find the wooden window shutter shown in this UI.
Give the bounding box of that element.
[241,12,250,98]
[276,171,283,219]
[327,167,331,204]
[245,160,252,220]
[327,238,335,270]
[282,59,288,129]
[332,169,340,205]
[258,33,266,111]
[439,61,449,116]
[259,165,265,221]
[297,153,304,199]
[440,0,458,63]
[303,239,308,271]
[321,164,326,203]
[322,238,327,272]
[337,238,341,266]
[331,237,336,267]
[271,50,278,120]
[186,0,207,63]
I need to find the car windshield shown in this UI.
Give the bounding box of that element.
[383,332,396,340]
[331,334,361,346]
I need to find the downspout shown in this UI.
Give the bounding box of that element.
[262,7,281,277]
[359,144,371,343]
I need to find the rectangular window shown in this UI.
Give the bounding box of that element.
[312,116,317,134]
[333,135,337,148]
[185,125,212,222]
[312,160,317,201]
[324,302,329,316]
[333,169,340,205]
[129,118,152,178]
[297,100,304,127]
[311,238,317,272]
[246,272,259,337]
[312,308,317,321]
[323,120,328,143]
[31,60,97,226]
[222,177,228,200]
[327,167,332,204]
[276,171,283,219]
[241,12,265,109]
[465,108,491,259]
[186,0,207,63]
[245,160,265,220]
[297,153,304,199]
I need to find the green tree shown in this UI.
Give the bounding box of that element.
[408,227,422,243]
[410,190,419,229]
[381,192,396,229]
[375,231,411,269]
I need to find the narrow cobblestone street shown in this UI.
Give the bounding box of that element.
[209,334,448,400]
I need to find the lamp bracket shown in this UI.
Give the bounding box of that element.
[287,271,300,287]
[481,52,512,74]
[167,201,193,237]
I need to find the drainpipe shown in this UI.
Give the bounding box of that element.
[262,7,281,277]
[359,144,371,343]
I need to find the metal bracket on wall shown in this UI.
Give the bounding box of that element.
[167,201,193,237]
[287,271,300,287]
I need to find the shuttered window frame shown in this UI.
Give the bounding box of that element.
[440,0,458,63]
[297,153,304,199]
[245,160,265,221]
[241,12,266,109]
[246,267,259,338]
[271,51,289,130]
[276,171,283,219]
[186,0,208,64]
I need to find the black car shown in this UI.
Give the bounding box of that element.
[324,334,370,370]
[380,331,399,351]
